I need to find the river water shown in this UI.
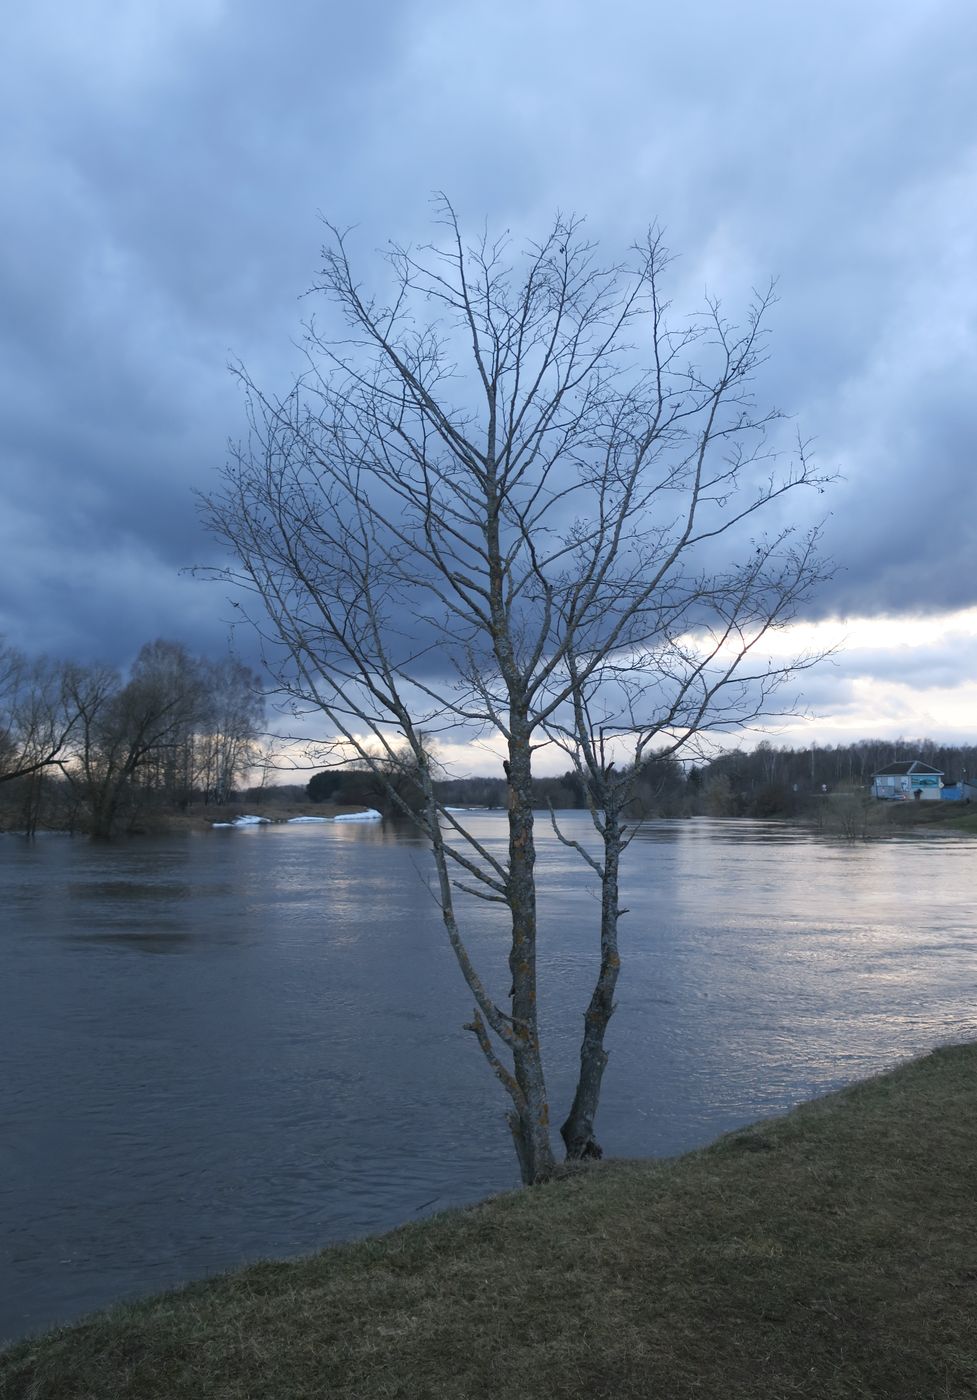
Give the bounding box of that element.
[1,814,975,1344]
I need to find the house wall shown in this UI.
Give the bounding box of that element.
[911,775,942,801]
[872,773,942,800]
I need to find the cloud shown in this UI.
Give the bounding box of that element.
[2,0,977,755]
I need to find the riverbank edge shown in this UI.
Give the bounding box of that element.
[3,1041,976,1398]
[8,798,977,838]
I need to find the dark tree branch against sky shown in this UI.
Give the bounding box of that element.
[3,1,977,755]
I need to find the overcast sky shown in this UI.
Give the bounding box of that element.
[3,0,976,757]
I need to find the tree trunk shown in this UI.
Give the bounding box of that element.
[22,773,41,837]
[561,807,624,1160]
[506,725,555,1182]
[88,770,129,839]
[89,791,118,840]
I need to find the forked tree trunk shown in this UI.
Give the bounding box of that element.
[561,806,624,1160]
[202,207,828,1189]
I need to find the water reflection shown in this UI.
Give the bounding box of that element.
[1,814,975,1345]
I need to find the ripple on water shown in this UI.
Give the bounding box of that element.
[1,814,976,1344]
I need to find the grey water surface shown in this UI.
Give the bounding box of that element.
[1,814,974,1344]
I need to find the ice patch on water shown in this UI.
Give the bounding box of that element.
[213,810,381,828]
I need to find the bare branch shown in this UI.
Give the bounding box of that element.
[202,202,832,1180]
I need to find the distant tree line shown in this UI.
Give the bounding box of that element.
[696,738,977,817]
[307,737,977,821]
[0,637,264,836]
[7,637,964,838]
[305,764,590,814]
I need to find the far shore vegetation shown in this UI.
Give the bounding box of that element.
[3,669,977,841]
[1,626,974,841]
[3,1042,975,1398]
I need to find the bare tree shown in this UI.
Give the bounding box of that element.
[67,641,210,838]
[194,657,265,804]
[0,641,77,790]
[203,201,830,1182]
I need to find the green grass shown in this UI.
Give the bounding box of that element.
[4,1044,977,1399]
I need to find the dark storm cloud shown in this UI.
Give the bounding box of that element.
[1,0,412,661]
[3,0,977,686]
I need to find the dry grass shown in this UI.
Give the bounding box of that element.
[880,799,977,835]
[3,1043,977,1398]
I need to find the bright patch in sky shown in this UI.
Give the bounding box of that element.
[757,607,977,749]
[764,607,977,657]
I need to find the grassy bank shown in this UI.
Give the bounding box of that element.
[879,799,977,835]
[4,1045,976,1399]
[881,801,977,837]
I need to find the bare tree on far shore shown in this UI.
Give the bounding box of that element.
[203,200,831,1182]
[0,642,78,788]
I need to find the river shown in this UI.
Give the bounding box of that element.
[1,814,974,1344]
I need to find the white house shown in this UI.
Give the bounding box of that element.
[871,760,943,801]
